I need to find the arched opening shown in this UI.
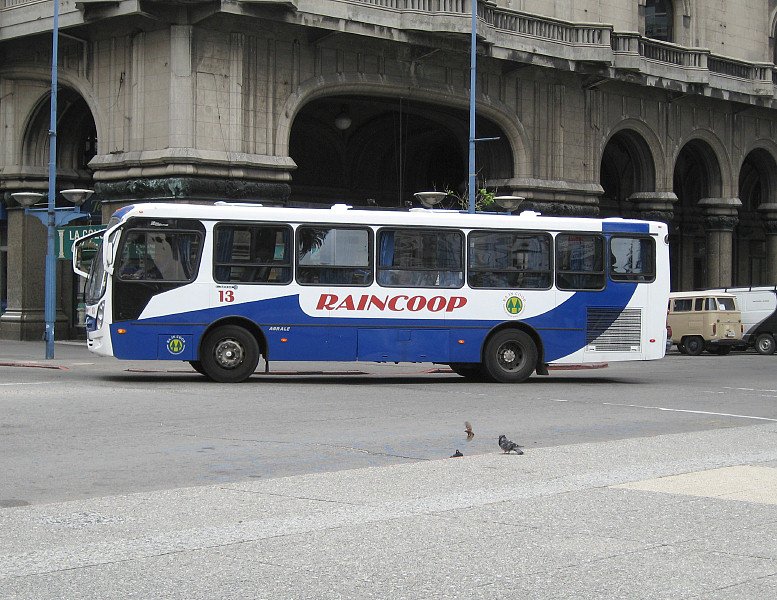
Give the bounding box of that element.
[599,129,656,218]
[736,148,777,285]
[288,96,513,208]
[23,88,97,177]
[673,139,722,290]
[645,0,675,42]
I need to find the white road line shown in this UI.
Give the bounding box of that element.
[602,402,777,422]
[0,381,57,386]
[722,386,777,393]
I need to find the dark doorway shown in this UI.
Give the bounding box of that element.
[599,129,655,218]
[288,96,512,208]
[736,149,777,285]
[673,139,722,290]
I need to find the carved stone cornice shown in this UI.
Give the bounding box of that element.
[699,197,741,231]
[94,177,290,204]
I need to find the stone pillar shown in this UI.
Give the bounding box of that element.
[757,203,777,284]
[699,197,741,289]
[627,191,678,225]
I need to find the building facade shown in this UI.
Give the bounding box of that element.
[2,0,777,339]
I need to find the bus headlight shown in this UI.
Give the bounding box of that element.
[96,301,105,329]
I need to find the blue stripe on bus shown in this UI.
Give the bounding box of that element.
[602,221,649,233]
[110,282,637,363]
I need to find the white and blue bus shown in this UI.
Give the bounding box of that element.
[73,202,670,383]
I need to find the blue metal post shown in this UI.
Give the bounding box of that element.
[44,0,60,359]
[468,0,477,214]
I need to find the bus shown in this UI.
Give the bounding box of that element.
[72,202,670,383]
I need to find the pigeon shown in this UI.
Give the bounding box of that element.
[465,421,474,441]
[498,434,524,455]
[451,449,464,458]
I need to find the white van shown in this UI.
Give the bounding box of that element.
[708,287,777,354]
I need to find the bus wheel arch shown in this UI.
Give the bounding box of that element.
[198,318,266,383]
[481,324,544,383]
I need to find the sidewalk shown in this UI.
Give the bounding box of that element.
[3,422,777,599]
[0,339,94,364]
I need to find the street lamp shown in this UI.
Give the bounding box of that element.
[11,189,92,359]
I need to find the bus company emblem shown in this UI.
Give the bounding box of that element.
[504,294,525,316]
[316,293,467,313]
[166,335,186,355]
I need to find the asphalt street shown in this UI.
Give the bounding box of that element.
[2,341,777,598]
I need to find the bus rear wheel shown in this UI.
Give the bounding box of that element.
[200,325,260,383]
[483,330,537,383]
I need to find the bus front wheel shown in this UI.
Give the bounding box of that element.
[448,362,489,381]
[200,325,260,383]
[483,330,537,383]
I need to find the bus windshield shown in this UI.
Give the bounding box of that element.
[84,236,107,304]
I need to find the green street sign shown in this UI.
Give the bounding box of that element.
[55,224,106,260]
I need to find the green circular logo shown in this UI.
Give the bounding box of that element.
[505,296,523,315]
[167,336,185,355]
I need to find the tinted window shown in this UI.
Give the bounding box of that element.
[377,229,463,288]
[214,224,291,284]
[673,299,692,312]
[468,231,551,289]
[645,0,673,42]
[297,226,372,286]
[555,234,604,290]
[609,237,655,282]
[117,229,202,282]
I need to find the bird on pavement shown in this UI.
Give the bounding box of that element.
[498,434,524,455]
[465,421,474,441]
[451,449,464,458]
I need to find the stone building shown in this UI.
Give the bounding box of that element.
[2,0,777,339]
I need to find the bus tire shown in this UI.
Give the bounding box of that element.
[755,333,776,355]
[189,360,210,378]
[448,362,489,381]
[483,329,537,383]
[200,325,260,383]
[683,336,705,356]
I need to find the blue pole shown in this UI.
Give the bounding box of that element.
[467,0,477,214]
[45,0,60,359]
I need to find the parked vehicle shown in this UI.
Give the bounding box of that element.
[667,291,743,355]
[708,287,777,354]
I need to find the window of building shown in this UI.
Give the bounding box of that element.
[609,236,656,282]
[297,226,372,286]
[645,0,674,42]
[556,233,605,290]
[468,230,552,289]
[214,224,292,284]
[377,229,463,288]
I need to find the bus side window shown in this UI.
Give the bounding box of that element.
[468,230,551,289]
[555,234,605,291]
[609,236,655,282]
[214,224,292,284]
[377,228,463,288]
[296,226,372,286]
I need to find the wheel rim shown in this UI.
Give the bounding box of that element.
[213,337,245,369]
[497,341,525,372]
[758,338,774,353]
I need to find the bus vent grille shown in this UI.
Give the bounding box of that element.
[586,308,642,352]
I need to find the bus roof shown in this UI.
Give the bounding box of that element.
[112,202,666,234]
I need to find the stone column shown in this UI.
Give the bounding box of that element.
[699,197,741,289]
[627,191,677,225]
[757,203,777,284]
[0,204,46,340]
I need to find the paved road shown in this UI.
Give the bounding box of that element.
[2,341,776,506]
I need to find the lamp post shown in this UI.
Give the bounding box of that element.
[11,189,93,359]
